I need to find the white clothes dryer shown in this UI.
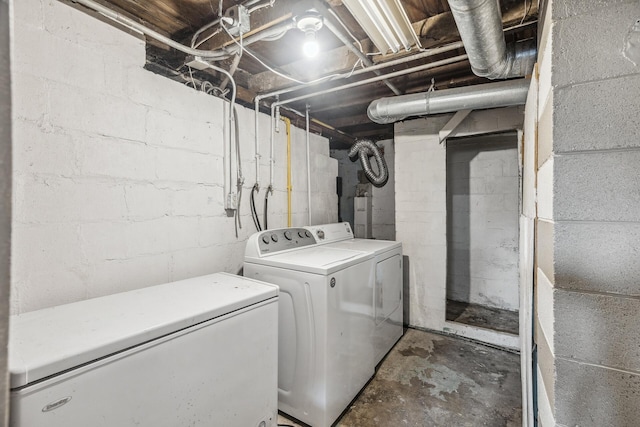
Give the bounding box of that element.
[244,227,376,427]
[305,222,403,366]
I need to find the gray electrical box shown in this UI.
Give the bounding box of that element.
[224,5,250,36]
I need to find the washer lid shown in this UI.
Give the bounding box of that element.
[9,273,278,389]
[245,246,372,275]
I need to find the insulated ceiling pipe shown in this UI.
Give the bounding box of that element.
[367,78,529,124]
[447,0,536,79]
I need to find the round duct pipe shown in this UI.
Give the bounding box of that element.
[367,78,530,124]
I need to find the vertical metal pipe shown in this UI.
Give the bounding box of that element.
[282,117,292,227]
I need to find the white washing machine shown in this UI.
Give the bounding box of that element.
[305,222,403,366]
[244,228,376,427]
[9,273,279,427]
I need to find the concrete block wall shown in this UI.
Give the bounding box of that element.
[10,0,337,314]
[331,138,395,240]
[533,0,640,425]
[395,107,523,337]
[446,133,520,311]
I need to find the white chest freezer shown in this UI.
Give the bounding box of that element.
[9,272,279,427]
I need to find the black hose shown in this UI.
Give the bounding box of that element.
[250,184,262,231]
[264,186,272,230]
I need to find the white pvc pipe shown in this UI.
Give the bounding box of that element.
[254,99,261,189]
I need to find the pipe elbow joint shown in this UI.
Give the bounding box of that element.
[367,98,406,124]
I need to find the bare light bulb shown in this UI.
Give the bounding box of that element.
[302,30,319,58]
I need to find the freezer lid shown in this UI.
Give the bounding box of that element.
[9,272,278,389]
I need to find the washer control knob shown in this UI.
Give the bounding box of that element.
[317,230,325,240]
[271,234,278,243]
[298,230,306,238]
[284,231,292,240]
[261,235,270,244]
[305,230,312,238]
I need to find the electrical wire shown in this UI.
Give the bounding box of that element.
[247,0,275,14]
[327,8,363,52]
[220,19,364,86]
[520,0,532,26]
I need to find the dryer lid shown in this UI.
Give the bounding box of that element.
[325,238,402,256]
[9,273,278,389]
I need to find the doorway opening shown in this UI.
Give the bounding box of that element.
[445,131,520,336]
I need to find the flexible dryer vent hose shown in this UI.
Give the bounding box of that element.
[348,139,388,187]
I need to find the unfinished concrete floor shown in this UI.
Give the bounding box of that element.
[278,328,522,426]
[446,300,520,335]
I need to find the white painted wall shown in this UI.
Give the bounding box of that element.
[10,0,337,314]
[331,138,395,240]
[395,107,523,345]
[0,0,11,421]
[446,133,520,311]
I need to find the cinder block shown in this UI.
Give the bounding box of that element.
[554,221,640,295]
[552,3,640,88]
[13,0,44,28]
[537,157,554,220]
[13,266,88,314]
[536,321,556,411]
[145,108,223,156]
[15,175,128,224]
[170,247,224,282]
[554,76,640,153]
[166,217,201,252]
[556,358,640,427]
[536,268,556,355]
[395,115,452,137]
[11,222,88,313]
[86,253,172,299]
[78,221,130,261]
[552,0,638,22]
[555,290,640,372]
[537,95,553,169]
[483,176,518,195]
[11,72,49,123]
[13,120,77,176]
[537,365,556,427]
[123,184,173,220]
[155,147,221,185]
[123,218,171,258]
[172,184,225,217]
[48,81,147,142]
[536,219,555,284]
[554,150,640,222]
[537,30,553,113]
[77,134,156,181]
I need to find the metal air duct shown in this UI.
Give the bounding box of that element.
[367,78,529,124]
[448,0,536,79]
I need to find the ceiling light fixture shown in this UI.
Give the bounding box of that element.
[342,0,421,54]
[295,10,323,58]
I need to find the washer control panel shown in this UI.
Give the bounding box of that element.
[257,228,316,254]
